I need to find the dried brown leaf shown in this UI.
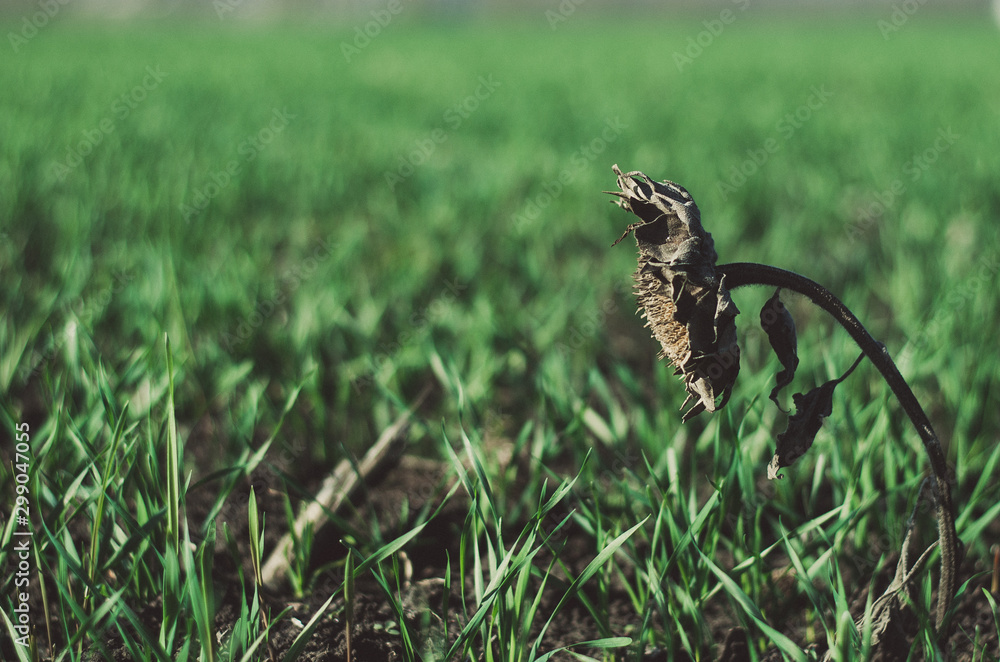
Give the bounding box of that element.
[767,352,864,480]
[759,288,798,412]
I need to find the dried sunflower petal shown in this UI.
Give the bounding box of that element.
[610,165,740,420]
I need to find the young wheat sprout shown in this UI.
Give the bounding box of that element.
[609,165,959,653]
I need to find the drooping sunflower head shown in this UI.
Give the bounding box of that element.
[609,165,740,421]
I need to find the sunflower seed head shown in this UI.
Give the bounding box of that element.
[610,165,740,420]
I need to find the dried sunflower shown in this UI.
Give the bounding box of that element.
[608,164,959,643]
[609,165,740,421]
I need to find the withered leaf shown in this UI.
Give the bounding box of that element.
[759,288,798,412]
[767,352,864,480]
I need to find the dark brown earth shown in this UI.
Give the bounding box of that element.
[13,447,998,662]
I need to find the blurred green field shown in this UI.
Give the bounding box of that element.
[2,14,1000,660]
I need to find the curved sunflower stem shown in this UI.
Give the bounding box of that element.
[718,261,958,632]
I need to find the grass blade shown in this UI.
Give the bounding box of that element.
[530,517,647,657]
[697,548,807,662]
[165,334,181,552]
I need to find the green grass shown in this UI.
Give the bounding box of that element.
[2,13,1000,661]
